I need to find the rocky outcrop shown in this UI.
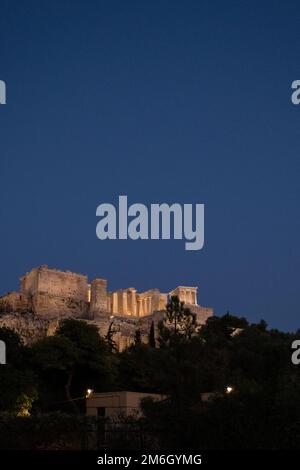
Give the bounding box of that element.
[0,311,59,345]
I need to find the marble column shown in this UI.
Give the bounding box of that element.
[138,298,143,316]
[131,289,137,316]
[112,292,118,313]
[122,291,128,315]
[147,296,152,315]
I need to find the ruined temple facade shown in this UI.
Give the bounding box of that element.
[0,265,213,349]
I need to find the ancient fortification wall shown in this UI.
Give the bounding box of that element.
[0,291,28,313]
[20,265,89,319]
[90,279,108,319]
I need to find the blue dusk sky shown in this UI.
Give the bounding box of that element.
[0,0,300,331]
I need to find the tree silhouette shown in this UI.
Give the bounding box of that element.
[166,296,185,335]
[134,328,142,345]
[149,321,156,348]
[105,321,118,353]
[159,295,196,344]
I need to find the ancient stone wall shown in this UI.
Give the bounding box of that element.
[170,286,198,305]
[188,305,214,325]
[90,279,108,319]
[159,293,168,310]
[34,266,88,300]
[20,268,39,296]
[0,291,29,313]
[21,265,89,319]
[0,311,59,345]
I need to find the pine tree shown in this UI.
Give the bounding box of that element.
[134,328,142,345]
[163,295,196,341]
[105,321,118,352]
[149,321,156,348]
[166,295,185,335]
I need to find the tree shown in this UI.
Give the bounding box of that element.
[198,312,249,347]
[31,319,117,413]
[117,343,163,393]
[0,366,37,413]
[57,319,117,397]
[159,296,196,345]
[105,321,118,352]
[15,391,38,417]
[149,321,156,348]
[134,328,142,345]
[165,296,185,335]
[30,335,79,412]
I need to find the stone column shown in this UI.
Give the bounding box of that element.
[130,289,137,316]
[138,298,143,316]
[147,296,152,315]
[151,290,160,312]
[122,291,128,315]
[117,291,123,314]
[112,292,118,313]
[179,288,186,304]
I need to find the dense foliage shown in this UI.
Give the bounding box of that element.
[0,302,300,449]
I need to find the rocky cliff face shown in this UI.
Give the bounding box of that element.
[0,311,59,345]
[0,308,154,349]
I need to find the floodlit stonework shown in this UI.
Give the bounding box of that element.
[0,265,213,349]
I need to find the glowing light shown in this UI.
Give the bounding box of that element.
[226,386,233,394]
[86,389,93,398]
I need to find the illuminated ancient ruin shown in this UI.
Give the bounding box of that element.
[0,265,213,349]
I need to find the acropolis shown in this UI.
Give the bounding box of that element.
[0,265,213,349]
